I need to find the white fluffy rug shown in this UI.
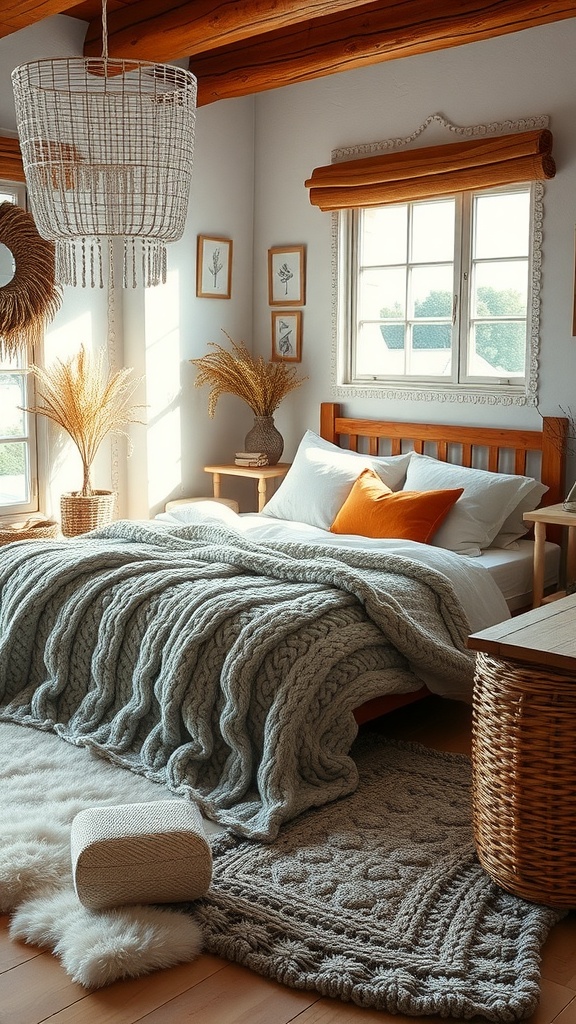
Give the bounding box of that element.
[0,721,205,988]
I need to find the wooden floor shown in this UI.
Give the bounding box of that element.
[1,697,575,1024]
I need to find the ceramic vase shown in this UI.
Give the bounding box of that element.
[563,481,576,513]
[244,416,284,465]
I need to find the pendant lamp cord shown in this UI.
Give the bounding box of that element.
[101,0,108,62]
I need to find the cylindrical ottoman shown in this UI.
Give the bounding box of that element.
[71,800,213,910]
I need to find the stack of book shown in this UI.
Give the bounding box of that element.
[234,451,269,467]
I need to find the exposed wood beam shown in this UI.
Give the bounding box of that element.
[83,0,375,61]
[189,0,576,105]
[0,137,24,182]
[0,1,78,36]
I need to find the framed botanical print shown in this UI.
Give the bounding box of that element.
[271,310,302,362]
[268,245,305,306]
[196,235,232,298]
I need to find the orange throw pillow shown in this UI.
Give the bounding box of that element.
[330,468,464,543]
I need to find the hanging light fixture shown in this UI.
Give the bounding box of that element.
[11,0,196,288]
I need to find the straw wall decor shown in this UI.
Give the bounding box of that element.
[0,201,61,359]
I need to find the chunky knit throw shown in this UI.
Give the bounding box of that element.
[0,520,475,840]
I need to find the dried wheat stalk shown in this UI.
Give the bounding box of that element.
[26,346,144,496]
[0,202,61,359]
[190,332,306,417]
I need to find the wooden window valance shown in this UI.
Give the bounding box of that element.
[0,137,24,183]
[305,129,555,211]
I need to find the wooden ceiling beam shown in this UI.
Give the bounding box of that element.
[82,0,375,61]
[0,137,24,182]
[190,0,576,105]
[0,0,79,37]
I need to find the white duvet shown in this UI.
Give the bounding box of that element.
[156,500,511,636]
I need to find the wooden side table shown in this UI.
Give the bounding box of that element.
[523,502,576,607]
[468,596,576,908]
[203,463,291,513]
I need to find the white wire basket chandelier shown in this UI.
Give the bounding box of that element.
[11,2,196,288]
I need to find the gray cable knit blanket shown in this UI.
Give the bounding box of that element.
[0,520,475,840]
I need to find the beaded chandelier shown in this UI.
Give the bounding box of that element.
[11,1,196,288]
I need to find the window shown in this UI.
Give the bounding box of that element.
[0,182,39,521]
[337,182,541,404]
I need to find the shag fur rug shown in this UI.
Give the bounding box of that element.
[0,722,204,988]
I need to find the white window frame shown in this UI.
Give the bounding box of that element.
[0,179,41,523]
[330,114,549,409]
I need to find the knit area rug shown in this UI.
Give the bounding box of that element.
[0,722,563,1018]
[197,731,564,1023]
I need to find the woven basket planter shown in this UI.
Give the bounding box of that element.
[0,518,60,545]
[60,491,116,538]
[472,650,576,908]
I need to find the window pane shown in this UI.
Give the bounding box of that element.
[356,322,406,375]
[361,205,407,266]
[0,374,26,437]
[379,323,405,350]
[359,266,406,319]
[409,342,452,376]
[411,265,453,318]
[474,190,530,259]
[413,323,452,351]
[0,186,37,517]
[0,441,28,504]
[473,260,528,316]
[471,322,527,376]
[411,199,455,263]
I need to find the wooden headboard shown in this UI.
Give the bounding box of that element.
[320,402,567,511]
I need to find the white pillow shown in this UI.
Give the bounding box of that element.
[403,453,546,556]
[490,480,548,548]
[261,430,412,530]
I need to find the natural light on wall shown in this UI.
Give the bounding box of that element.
[42,313,97,507]
[144,270,182,510]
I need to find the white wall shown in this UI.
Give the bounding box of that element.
[122,93,256,519]
[253,20,576,477]
[2,16,576,514]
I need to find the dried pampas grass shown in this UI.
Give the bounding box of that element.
[190,331,306,417]
[0,202,61,359]
[26,346,144,496]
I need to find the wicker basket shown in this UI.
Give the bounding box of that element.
[472,650,576,908]
[0,518,60,545]
[60,491,116,537]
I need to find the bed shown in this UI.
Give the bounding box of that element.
[0,405,567,841]
[318,402,567,719]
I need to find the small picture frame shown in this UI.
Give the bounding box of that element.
[196,235,232,298]
[271,310,302,362]
[268,245,305,306]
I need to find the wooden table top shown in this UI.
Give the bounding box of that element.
[204,463,291,479]
[468,593,576,672]
[523,502,576,527]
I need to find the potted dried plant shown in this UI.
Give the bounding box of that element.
[190,332,306,464]
[27,345,143,536]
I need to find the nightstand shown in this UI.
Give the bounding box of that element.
[203,463,291,513]
[523,502,576,607]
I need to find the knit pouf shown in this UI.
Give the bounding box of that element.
[71,800,213,910]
